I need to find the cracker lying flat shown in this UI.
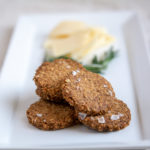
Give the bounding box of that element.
[77,97,131,132]
[26,100,78,130]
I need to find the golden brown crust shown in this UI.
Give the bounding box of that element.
[26,99,79,130]
[33,59,86,102]
[62,71,115,115]
[77,98,131,132]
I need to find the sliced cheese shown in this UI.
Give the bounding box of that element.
[50,21,88,38]
[70,28,115,60]
[44,21,115,62]
[46,29,92,57]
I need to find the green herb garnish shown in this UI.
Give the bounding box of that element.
[85,47,118,73]
[45,47,118,74]
[84,64,105,74]
[45,55,71,62]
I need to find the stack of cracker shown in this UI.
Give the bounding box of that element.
[26,59,131,132]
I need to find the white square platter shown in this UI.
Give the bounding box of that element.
[0,12,150,149]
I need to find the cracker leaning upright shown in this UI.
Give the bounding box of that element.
[62,70,115,115]
[34,59,86,102]
[26,99,78,130]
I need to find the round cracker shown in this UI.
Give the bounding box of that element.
[77,98,131,132]
[62,71,115,115]
[34,59,85,102]
[26,100,78,130]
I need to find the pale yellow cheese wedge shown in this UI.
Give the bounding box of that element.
[70,28,115,60]
[50,21,88,38]
[45,29,92,57]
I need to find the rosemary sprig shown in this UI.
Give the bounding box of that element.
[45,47,118,74]
[46,55,70,62]
[84,47,118,73]
[83,64,105,74]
